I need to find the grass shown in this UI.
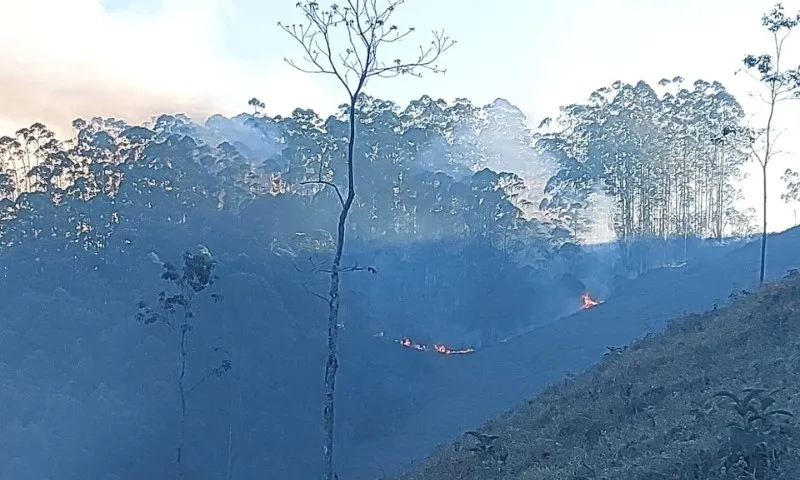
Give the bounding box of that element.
[394,269,800,480]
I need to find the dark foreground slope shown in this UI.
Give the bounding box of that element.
[345,227,800,479]
[0,223,792,479]
[394,261,800,479]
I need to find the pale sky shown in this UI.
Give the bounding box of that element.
[1,0,800,232]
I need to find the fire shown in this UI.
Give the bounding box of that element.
[399,337,428,351]
[433,343,476,355]
[581,292,601,309]
[396,337,475,355]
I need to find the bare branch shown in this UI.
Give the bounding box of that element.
[280,0,455,96]
[294,254,333,275]
[293,261,316,275]
[297,259,376,275]
[773,127,789,151]
[278,4,353,96]
[187,366,225,396]
[303,283,329,303]
[743,126,767,167]
[749,89,773,105]
[300,179,345,206]
[340,262,377,274]
[370,30,455,79]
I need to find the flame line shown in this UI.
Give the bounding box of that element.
[394,337,476,355]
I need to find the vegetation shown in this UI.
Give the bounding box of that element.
[0,85,782,480]
[135,249,231,479]
[277,1,454,477]
[395,270,800,480]
[1,2,800,479]
[536,78,753,270]
[0,100,636,478]
[739,4,800,284]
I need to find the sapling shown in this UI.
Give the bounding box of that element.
[711,386,794,466]
[740,3,800,284]
[135,246,231,480]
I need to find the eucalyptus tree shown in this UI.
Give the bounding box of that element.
[537,78,751,262]
[247,97,265,115]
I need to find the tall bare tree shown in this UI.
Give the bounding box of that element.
[278,2,454,478]
[740,3,800,284]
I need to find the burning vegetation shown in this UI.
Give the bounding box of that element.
[384,294,601,357]
[581,292,602,309]
[396,337,476,355]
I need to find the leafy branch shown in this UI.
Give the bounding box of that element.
[711,387,794,433]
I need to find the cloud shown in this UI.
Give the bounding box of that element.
[0,0,218,135]
[0,0,339,136]
[2,0,798,232]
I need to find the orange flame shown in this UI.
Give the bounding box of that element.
[581,292,601,309]
[399,337,428,351]
[396,337,475,355]
[433,343,476,355]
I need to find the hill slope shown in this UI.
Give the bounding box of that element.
[341,227,800,478]
[393,269,800,479]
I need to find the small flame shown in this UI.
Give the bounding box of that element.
[433,343,476,355]
[399,337,428,351]
[581,292,601,309]
[396,337,475,355]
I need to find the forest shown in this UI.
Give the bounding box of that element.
[5,0,800,477]
[0,76,777,478]
[0,80,762,256]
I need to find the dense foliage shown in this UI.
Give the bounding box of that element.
[0,87,758,479]
[537,78,756,260]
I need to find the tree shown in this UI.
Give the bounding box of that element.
[0,106,612,478]
[782,168,800,205]
[135,247,231,480]
[247,97,266,115]
[740,3,800,283]
[535,78,750,267]
[277,1,454,478]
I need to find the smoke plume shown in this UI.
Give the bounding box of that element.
[0,0,337,137]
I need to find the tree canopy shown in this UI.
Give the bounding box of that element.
[536,78,756,269]
[0,86,760,479]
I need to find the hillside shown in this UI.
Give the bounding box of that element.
[0,111,603,480]
[394,267,800,479]
[340,227,800,479]
[0,97,789,479]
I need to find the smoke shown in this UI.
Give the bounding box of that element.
[580,185,618,246]
[417,98,560,218]
[0,0,217,135]
[474,102,560,217]
[0,0,338,137]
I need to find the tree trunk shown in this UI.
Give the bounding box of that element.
[177,325,188,480]
[323,98,358,480]
[759,163,768,284]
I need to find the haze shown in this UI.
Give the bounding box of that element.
[3,0,799,230]
[4,1,800,478]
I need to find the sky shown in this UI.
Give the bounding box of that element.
[1,0,800,232]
